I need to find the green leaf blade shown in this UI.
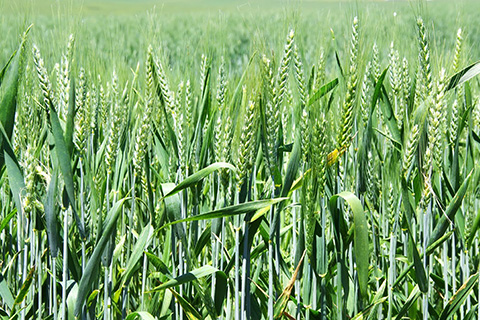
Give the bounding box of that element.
[332,191,370,300]
[307,78,339,106]
[446,60,480,91]
[162,162,235,199]
[74,198,126,316]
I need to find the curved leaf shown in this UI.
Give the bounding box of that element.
[148,265,226,292]
[213,267,227,316]
[446,60,480,91]
[161,183,187,248]
[146,252,172,280]
[161,183,182,223]
[329,191,369,299]
[159,198,286,231]
[230,51,257,107]
[126,311,157,320]
[162,162,235,199]
[66,282,78,320]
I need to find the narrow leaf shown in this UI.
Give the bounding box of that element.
[230,51,256,107]
[86,290,99,308]
[48,107,85,239]
[439,273,479,320]
[162,162,235,199]
[335,51,344,79]
[0,210,15,234]
[357,67,388,194]
[400,177,428,292]
[146,252,172,280]
[159,198,285,231]
[446,60,480,91]
[4,145,25,220]
[45,171,59,258]
[74,198,126,316]
[395,285,421,320]
[0,49,16,86]
[379,85,402,148]
[274,250,306,318]
[351,280,386,320]
[148,265,225,292]
[429,169,475,247]
[467,203,480,249]
[271,125,301,238]
[307,78,339,106]
[14,266,35,305]
[169,288,202,320]
[114,224,154,300]
[64,76,75,156]
[409,231,429,293]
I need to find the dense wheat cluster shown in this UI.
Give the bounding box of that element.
[1,1,480,319]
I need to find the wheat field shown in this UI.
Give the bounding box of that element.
[0,0,480,319]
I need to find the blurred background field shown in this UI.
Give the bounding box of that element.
[1,0,479,80]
